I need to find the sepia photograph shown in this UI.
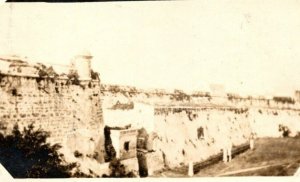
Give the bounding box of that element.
[0,0,300,181]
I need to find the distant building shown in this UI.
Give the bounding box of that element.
[209,84,226,97]
[103,102,155,133]
[295,90,300,102]
[0,55,38,76]
[0,51,93,80]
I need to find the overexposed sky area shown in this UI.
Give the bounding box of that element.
[0,1,300,96]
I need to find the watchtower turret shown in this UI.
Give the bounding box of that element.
[71,50,92,80]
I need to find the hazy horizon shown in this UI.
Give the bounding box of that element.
[1,1,300,97]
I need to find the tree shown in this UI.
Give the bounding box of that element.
[67,70,80,86]
[0,124,77,178]
[170,89,191,101]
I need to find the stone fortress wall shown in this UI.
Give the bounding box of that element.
[101,84,300,170]
[152,107,300,168]
[1,53,300,175]
[0,53,106,173]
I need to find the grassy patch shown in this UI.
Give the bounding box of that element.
[229,163,300,176]
[153,138,300,177]
[196,138,300,176]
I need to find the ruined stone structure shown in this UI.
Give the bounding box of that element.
[110,129,138,160]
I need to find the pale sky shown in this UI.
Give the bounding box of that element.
[0,1,300,96]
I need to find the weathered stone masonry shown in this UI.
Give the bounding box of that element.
[0,73,105,163]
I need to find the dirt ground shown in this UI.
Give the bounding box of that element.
[153,137,300,177]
